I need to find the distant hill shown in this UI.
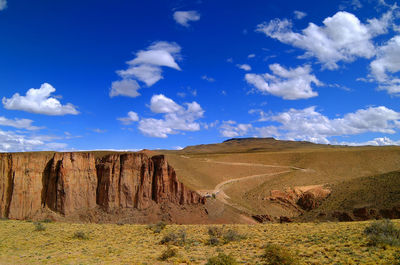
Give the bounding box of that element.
[180,137,329,154]
[161,138,400,223]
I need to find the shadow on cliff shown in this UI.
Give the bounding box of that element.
[0,152,215,224]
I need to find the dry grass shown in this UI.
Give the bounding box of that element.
[0,219,399,264]
[301,170,400,221]
[165,154,283,190]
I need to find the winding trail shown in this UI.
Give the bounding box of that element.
[200,158,303,170]
[180,155,304,206]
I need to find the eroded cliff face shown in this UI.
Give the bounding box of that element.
[0,152,205,222]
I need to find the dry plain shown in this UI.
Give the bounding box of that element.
[0,219,399,264]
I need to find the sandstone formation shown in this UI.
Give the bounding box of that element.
[265,185,331,214]
[252,185,331,223]
[252,214,274,223]
[0,152,205,223]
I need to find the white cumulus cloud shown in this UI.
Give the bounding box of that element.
[118,111,139,125]
[370,35,400,94]
[267,105,400,144]
[150,94,182,113]
[138,94,204,138]
[112,41,182,97]
[257,9,395,69]
[224,106,400,145]
[2,83,79,115]
[245,64,321,100]
[173,10,200,27]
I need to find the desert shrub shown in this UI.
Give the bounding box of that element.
[148,221,167,233]
[208,226,223,237]
[206,227,245,246]
[41,218,52,223]
[207,235,221,246]
[158,246,178,261]
[261,244,297,265]
[73,231,89,240]
[33,222,45,231]
[222,229,246,244]
[160,230,187,246]
[364,219,400,246]
[206,253,238,265]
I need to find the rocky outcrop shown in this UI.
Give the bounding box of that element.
[279,216,293,223]
[0,152,205,222]
[44,152,98,216]
[0,153,54,219]
[252,214,274,223]
[253,185,331,223]
[95,154,204,211]
[265,185,331,214]
[330,206,400,222]
[332,211,354,222]
[352,207,378,220]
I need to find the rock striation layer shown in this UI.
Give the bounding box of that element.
[0,152,205,222]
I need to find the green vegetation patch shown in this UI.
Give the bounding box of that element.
[364,219,400,246]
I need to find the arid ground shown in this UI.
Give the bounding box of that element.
[162,139,400,222]
[0,219,399,264]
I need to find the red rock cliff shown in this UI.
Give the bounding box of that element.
[0,152,205,221]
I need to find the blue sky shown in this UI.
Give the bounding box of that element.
[0,0,400,151]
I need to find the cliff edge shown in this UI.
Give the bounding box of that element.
[0,152,206,224]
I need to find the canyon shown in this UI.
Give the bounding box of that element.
[0,152,206,223]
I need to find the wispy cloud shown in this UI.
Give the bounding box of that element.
[110,79,140,98]
[173,10,200,27]
[237,64,252,71]
[0,116,42,130]
[220,121,252,138]
[202,75,215,82]
[0,129,67,152]
[0,0,7,11]
[293,10,307,20]
[92,128,107,133]
[118,111,139,125]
